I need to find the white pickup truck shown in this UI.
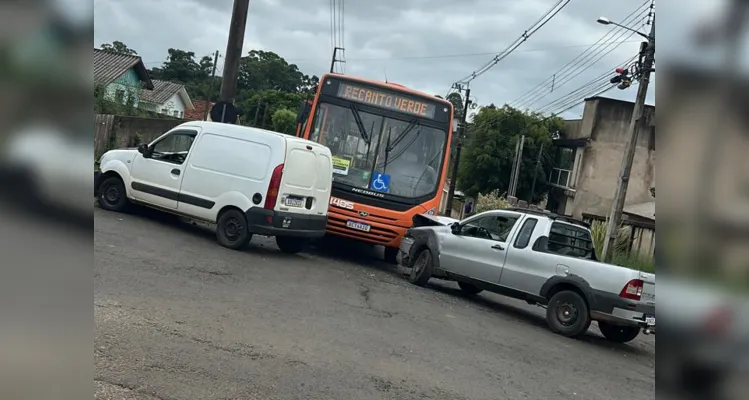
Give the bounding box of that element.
[397,208,656,343]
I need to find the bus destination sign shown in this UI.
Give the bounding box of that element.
[336,83,438,119]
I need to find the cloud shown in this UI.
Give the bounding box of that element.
[93,0,717,118]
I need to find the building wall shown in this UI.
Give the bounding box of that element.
[103,68,142,106]
[563,98,655,219]
[94,114,184,159]
[141,93,187,118]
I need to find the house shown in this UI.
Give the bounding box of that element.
[94,48,154,105]
[547,96,655,256]
[184,100,215,121]
[138,80,195,118]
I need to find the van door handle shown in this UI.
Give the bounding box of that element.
[491,244,505,251]
[171,169,180,176]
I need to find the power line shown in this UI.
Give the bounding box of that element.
[451,0,571,88]
[512,0,650,109]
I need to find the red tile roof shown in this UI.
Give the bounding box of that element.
[184,100,214,121]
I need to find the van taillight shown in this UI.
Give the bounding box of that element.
[619,279,644,300]
[264,164,284,209]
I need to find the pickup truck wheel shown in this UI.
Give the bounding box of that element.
[458,282,483,295]
[275,236,307,254]
[97,176,129,212]
[598,321,640,343]
[408,249,434,286]
[546,290,591,338]
[216,209,251,250]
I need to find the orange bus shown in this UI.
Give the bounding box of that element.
[295,74,454,263]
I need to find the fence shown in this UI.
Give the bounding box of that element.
[94,114,185,159]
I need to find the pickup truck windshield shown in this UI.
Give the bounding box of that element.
[547,222,595,259]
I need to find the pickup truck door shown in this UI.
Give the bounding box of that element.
[440,212,521,284]
[129,129,198,209]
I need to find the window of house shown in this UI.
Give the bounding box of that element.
[179,111,184,118]
[161,108,168,114]
[173,110,179,117]
[114,89,125,103]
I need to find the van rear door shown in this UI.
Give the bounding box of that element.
[277,137,332,216]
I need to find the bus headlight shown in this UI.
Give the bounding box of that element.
[425,207,436,215]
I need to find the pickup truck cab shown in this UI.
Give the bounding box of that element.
[96,121,333,253]
[398,208,656,342]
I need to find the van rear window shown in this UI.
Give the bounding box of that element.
[547,222,595,259]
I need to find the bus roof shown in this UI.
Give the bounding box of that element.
[319,73,452,107]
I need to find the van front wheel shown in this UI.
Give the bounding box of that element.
[216,209,251,250]
[276,236,308,254]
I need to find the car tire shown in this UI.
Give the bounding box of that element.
[384,247,398,264]
[598,321,640,343]
[408,248,434,286]
[216,209,252,250]
[97,176,129,212]
[276,236,307,254]
[458,281,483,295]
[546,290,592,338]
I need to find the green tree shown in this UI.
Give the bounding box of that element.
[271,108,297,134]
[445,92,464,120]
[100,40,137,55]
[237,50,314,93]
[239,90,305,129]
[457,105,564,202]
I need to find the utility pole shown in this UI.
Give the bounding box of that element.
[601,18,655,262]
[445,87,471,217]
[528,143,544,203]
[510,135,525,197]
[330,47,345,73]
[219,0,250,103]
[203,50,220,121]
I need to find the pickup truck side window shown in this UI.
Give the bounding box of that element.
[513,218,538,249]
[150,130,197,165]
[461,214,519,242]
[547,222,595,259]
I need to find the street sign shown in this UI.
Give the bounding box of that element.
[210,101,239,124]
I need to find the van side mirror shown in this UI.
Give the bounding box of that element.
[450,222,461,234]
[138,143,151,158]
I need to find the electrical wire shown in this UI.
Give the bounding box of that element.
[512,0,650,109]
[451,0,571,88]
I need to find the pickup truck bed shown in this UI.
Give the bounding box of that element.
[398,209,656,342]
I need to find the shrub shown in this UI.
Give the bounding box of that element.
[474,190,510,213]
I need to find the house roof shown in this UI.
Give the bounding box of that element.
[624,201,655,221]
[184,100,214,121]
[139,80,194,110]
[94,48,154,90]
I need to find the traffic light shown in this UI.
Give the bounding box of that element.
[610,67,631,89]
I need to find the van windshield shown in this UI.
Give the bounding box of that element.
[309,102,447,198]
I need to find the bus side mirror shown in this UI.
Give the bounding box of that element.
[296,100,311,125]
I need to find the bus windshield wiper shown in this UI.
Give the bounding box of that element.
[349,104,370,145]
[386,119,418,152]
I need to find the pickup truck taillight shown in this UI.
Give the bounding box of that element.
[619,279,644,300]
[264,164,284,210]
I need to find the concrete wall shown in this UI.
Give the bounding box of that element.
[564,97,655,219]
[94,114,184,159]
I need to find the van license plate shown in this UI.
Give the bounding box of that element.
[645,315,655,326]
[284,196,304,208]
[346,220,371,232]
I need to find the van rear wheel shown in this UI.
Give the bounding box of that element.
[216,209,251,250]
[276,236,308,254]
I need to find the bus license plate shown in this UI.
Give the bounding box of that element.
[645,315,655,326]
[346,220,371,232]
[284,196,305,208]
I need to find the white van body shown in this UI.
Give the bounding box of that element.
[96,121,333,249]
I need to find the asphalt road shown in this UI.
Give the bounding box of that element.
[94,205,655,400]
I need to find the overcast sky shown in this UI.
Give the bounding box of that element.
[93,0,742,119]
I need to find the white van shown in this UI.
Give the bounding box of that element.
[95,121,333,253]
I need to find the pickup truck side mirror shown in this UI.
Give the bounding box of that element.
[450,222,461,234]
[138,143,151,158]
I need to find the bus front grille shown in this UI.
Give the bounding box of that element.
[326,214,400,245]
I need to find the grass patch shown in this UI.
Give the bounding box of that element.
[610,251,655,273]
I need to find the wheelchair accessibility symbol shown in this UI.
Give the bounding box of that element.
[370,172,390,193]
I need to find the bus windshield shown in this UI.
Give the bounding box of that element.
[309,102,447,199]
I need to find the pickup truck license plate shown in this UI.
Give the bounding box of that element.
[284,196,305,208]
[645,315,655,326]
[346,220,371,232]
